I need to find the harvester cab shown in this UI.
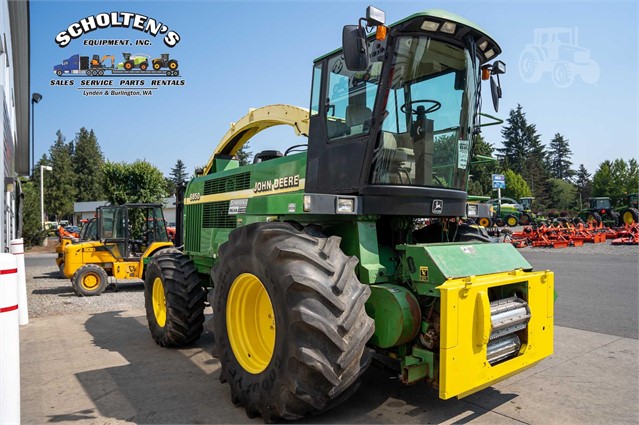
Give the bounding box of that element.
[145,7,555,422]
[61,204,173,296]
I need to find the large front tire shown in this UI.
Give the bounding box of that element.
[72,264,108,296]
[212,222,374,422]
[144,249,206,347]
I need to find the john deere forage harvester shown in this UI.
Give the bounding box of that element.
[143,7,554,422]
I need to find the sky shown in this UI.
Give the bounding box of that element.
[30,0,638,178]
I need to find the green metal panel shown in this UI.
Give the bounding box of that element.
[330,219,387,284]
[365,284,421,349]
[398,242,532,294]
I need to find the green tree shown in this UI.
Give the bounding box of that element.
[236,142,252,166]
[625,159,639,196]
[498,104,550,207]
[44,130,76,221]
[575,164,592,208]
[20,178,47,247]
[547,178,577,211]
[592,160,614,199]
[592,159,638,205]
[502,169,532,200]
[103,160,168,205]
[167,159,188,194]
[73,128,105,201]
[546,133,574,181]
[468,135,498,196]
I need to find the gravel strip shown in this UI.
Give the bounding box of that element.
[25,254,146,318]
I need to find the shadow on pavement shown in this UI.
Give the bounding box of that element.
[72,311,519,424]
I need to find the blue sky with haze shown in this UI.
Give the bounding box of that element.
[30,0,637,178]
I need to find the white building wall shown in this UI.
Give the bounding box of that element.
[0,0,18,251]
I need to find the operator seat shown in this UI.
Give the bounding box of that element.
[345,105,372,134]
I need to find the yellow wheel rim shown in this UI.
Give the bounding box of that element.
[169,62,177,70]
[623,211,635,225]
[82,273,100,290]
[226,273,276,374]
[152,277,167,327]
[479,218,490,227]
[508,217,517,226]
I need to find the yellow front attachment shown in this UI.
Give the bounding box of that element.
[438,269,554,399]
[152,277,167,327]
[226,273,276,374]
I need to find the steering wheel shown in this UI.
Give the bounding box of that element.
[400,99,442,115]
[284,144,308,156]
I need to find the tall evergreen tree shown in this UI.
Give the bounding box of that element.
[498,104,550,207]
[168,159,188,194]
[575,164,592,208]
[44,131,76,220]
[497,105,529,174]
[73,128,105,201]
[547,133,574,180]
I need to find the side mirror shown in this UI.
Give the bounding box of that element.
[342,25,369,71]
[490,76,502,112]
[489,61,505,112]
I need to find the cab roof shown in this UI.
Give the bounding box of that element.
[314,9,501,64]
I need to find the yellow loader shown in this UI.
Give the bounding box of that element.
[61,204,174,296]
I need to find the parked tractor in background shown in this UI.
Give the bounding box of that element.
[467,196,495,227]
[518,196,538,225]
[485,197,523,226]
[142,7,554,422]
[151,53,178,71]
[60,204,173,296]
[578,197,619,226]
[619,193,639,225]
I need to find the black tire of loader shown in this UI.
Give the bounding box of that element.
[211,222,374,422]
[144,248,206,347]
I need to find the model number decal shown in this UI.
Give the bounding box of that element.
[189,193,201,201]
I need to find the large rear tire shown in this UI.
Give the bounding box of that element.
[622,208,639,225]
[586,212,602,225]
[212,222,374,422]
[519,212,532,225]
[144,248,206,347]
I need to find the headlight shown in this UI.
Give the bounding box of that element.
[303,195,312,212]
[336,198,355,214]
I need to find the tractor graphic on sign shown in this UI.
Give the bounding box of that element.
[519,27,599,88]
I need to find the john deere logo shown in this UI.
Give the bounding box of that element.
[432,200,443,214]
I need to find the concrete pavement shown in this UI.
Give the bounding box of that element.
[20,309,639,424]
